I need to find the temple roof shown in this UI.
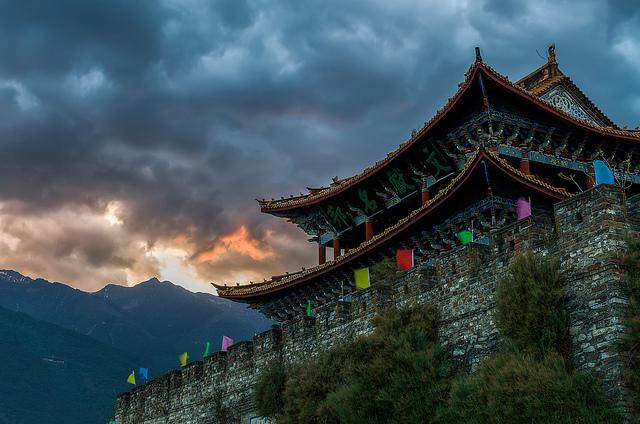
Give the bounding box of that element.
[515,44,615,127]
[258,46,637,213]
[215,148,569,300]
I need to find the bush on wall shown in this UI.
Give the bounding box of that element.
[494,252,570,359]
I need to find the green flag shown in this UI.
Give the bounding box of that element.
[306,300,312,317]
[457,230,473,245]
[203,341,211,358]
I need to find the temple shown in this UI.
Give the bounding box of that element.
[213,45,640,321]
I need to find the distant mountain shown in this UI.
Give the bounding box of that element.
[0,270,272,375]
[0,305,138,424]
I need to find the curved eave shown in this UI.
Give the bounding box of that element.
[257,64,484,213]
[216,149,569,300]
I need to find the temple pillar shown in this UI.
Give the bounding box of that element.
[586,165,595,189]
[365,220,373,241]
[519,153,531,175]
[333,238,341,260]
[318,243,326,265]
[421,177,430,205]
[421,188,430,204]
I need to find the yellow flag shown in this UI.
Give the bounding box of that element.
[127,370,136,385]
[354,267,370,290]
[179,352,188,367]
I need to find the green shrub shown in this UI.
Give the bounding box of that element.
[440,351,621,424]
[620,239,640,412]
[495,252,570,359]
[275,304,448,424]
[254,362,286,418]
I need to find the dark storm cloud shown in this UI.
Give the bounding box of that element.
[0,0,638,291]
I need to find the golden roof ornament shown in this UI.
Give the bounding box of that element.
[547,44,556,64]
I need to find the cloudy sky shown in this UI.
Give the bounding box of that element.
[0,0,638,293]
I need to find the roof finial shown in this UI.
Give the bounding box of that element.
[475,47,483,63]
[547,44,556,64]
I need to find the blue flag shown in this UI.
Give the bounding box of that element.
[593,160,614,186]
[139,367,149,381]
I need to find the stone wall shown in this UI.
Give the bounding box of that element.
[115,184,637,423]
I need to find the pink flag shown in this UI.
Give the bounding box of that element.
[516,197,531,220]
[221,336,234,352]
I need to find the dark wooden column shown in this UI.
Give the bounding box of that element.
[318,243,326,265]
[519,152,531,175]
[585,165,595,189]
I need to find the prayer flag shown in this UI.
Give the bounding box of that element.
[516,197,531,220]
[354,267,370,289]
[203,341,211,358]
[127,370,136,385]
[138,367,148,381]
[594,160,614,186]
[457,230,473,245]
[396,249,414,270]
[306,300,312,317]
[222,335,234,352]
[179,352,188,367]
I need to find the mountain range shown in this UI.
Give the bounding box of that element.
[0,270,272,423]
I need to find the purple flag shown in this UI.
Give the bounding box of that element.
[221,336,234,352]
[516,197,531,220]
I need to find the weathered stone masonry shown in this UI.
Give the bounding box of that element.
[115,184,638,423]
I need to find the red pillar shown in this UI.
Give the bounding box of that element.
[421,177,430,205]
[586,165,595,189]
[365,220,373,241]
[333,238,341,260]
[318,243,326,265]
[519,153,531,175]
[421,188,430,204]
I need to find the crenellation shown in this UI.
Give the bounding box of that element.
[116,185,637,423]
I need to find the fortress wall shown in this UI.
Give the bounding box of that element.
[555,185,633,402]
[116,184,635,423]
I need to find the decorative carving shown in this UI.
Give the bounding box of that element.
[541,86,598,125]
[357,189,378,214]
[386,168,415,195]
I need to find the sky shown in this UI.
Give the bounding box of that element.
[0,0,638,293]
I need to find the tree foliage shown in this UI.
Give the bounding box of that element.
[254,362,286,417]
[442,352,621,424]
[256,304,449,424]
[495,252,570,359]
